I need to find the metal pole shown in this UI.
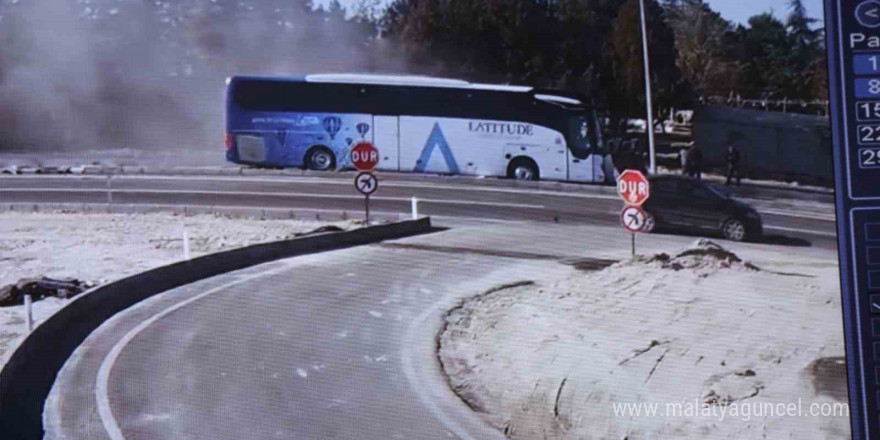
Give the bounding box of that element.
[24,294,33,333]
[411,197,419,220]
[106,174,113,205]
[639,0,656,174]
[183,227,191,260]
[365,195,370,224]
[631,233,636,257]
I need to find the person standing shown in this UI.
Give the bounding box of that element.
[725,143,741,186]
[686,144,703,180]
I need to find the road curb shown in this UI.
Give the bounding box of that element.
[0,217,433,440]
[0,202,408,223]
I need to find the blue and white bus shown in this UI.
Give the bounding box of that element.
[225,74,617,183]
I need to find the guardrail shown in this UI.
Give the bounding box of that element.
[0,217,433,439]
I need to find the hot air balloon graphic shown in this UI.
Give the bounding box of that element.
[322,116,342,140]
[345,137,353,146]
[356,122,370,139]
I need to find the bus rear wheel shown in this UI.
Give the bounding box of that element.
[508,158,539,181]
[305,147,336,171]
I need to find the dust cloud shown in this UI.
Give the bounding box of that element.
[0,0,405,153]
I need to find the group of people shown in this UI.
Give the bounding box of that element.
[679,142,741,186]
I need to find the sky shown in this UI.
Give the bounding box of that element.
[704,0,824,26]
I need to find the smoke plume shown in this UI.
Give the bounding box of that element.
[0,0,405,153]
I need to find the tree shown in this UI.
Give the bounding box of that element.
[733,13,794,98]
[726,3,824,102]
[605,0,685,129]
[786,0,820,48]
[785,0,823,99]
[382,0,562,82]
[664,0,740,96]
[382,0,685,129]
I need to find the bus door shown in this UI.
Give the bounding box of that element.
[567,116,595,182]
[373,115,400,171]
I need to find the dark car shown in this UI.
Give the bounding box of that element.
[640,175,762,242]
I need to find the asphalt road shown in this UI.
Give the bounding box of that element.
[22,172,839,440]
[0,173,837,249]
[39,222,680,440]
[42,221,837,440]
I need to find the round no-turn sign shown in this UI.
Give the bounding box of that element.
[354,172,378,196]
[620,205,647,233]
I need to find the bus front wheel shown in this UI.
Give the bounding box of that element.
[305,147,336,171]
[508,158,539,181]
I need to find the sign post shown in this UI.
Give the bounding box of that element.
[354,172,378,221]
[620,205,647,256]
[617,169,650,256]
[351,142,380,222]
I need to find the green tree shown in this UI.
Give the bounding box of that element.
[733,13,793,98]
[786,0,820,48]
[382,0,561,82]
[383,0,684,128]
[664,0,740,96]
[605,0,685,129]
[785,0,823,99]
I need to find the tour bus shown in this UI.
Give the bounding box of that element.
[225,74,617,183]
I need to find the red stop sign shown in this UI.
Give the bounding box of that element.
[350,142,379,171]
[617,169,650,206]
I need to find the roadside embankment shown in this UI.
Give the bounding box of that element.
[438,240,847,440]
[0,211,354,362]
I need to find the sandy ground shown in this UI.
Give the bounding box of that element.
[0,211,351,363]
[439,240,848,440]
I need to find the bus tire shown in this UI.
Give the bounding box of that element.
[508,157,539,181]
[305,146,336,171]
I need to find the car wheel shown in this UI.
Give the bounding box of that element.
[508,158,539,181]
[306,147,335,171]
[721,218,747,242]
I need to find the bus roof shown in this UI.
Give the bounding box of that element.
[305,73,472,88]
[233,73,554,93]
[304,73,541,93]
[229,74,590,112]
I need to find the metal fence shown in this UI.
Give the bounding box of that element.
[700,95,830,117]
[692,105,832,184]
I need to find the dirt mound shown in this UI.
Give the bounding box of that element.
[641,239,759,274]
[0,277,96,307]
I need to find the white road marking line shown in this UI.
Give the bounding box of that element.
[0,174,622,200]
[95,265,290,440]
[756,208,836,222]
[0,188,546,210]
[763,224,837,237]
[401,299,482,440]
